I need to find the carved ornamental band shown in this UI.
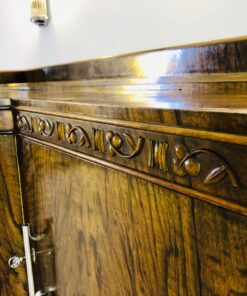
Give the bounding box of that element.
[16,113,239,193]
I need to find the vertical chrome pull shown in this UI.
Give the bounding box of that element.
[8,224,56,296]
[22,225,36,296]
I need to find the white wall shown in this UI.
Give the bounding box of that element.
[0,0,246,70]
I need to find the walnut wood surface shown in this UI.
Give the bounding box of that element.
[194,200,247,295]
[0,39,247,295]
[19,139,247,296]
[0,136,27,295]
[2,77,247,114]
[1,39,247,83]
[14,109,247,216]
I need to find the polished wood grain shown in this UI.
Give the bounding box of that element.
[18,139,247,295]
[194,200,247,295]
[19,134,247,217]
[1,39,247,83]
[12,109,247,216]
[0,136,27,296]
[1,39,247,295]
[15,108,247,144]
[14,107,247,213]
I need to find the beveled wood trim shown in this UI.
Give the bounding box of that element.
[21,134,247,217]
[16,107,247,146]
[1,39,247,83]
[3,35,247,72]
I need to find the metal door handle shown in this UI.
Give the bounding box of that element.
[35,287,56,296]
[8,224,56,296]
[8,256,25,269]
[22,224,36,296]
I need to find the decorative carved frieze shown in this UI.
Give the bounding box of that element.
[16,112,239,191]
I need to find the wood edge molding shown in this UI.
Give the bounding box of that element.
[20,134,247,217]
[1,39,247,83]
[16,107,247,146]
[3,35,247,73]
[2,72,247,87]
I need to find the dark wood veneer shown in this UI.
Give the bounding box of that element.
[1,39,247,83]
[1,39,247,295]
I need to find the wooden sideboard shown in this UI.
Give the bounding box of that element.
[0,39,247,295]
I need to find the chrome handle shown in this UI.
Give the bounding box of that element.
[8,226,35,295]
[22,225,36,296]
[35,287,56,296]
[23,226,54,295]
[8,256,25,269]
[8,249,51,268]
[8,224,56,296]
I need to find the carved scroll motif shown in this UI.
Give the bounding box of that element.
[66,125,91,147]
[148,140,168,171]
[56,122,91,148]
[17,114,57,141]
[172,144,239,187]
[16,115,31,131]
[106,131,144,159]
[18,116,91,148]
[16,113,239,188]
[37,118,55,137]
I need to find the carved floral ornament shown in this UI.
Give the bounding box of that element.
[106,131,145,159]
[16,114,239,188]
[171,144,238,187]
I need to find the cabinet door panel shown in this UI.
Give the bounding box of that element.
[19,138,247,296]
[20,139,200,296]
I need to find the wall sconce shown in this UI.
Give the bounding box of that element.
[30,0,49,26]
